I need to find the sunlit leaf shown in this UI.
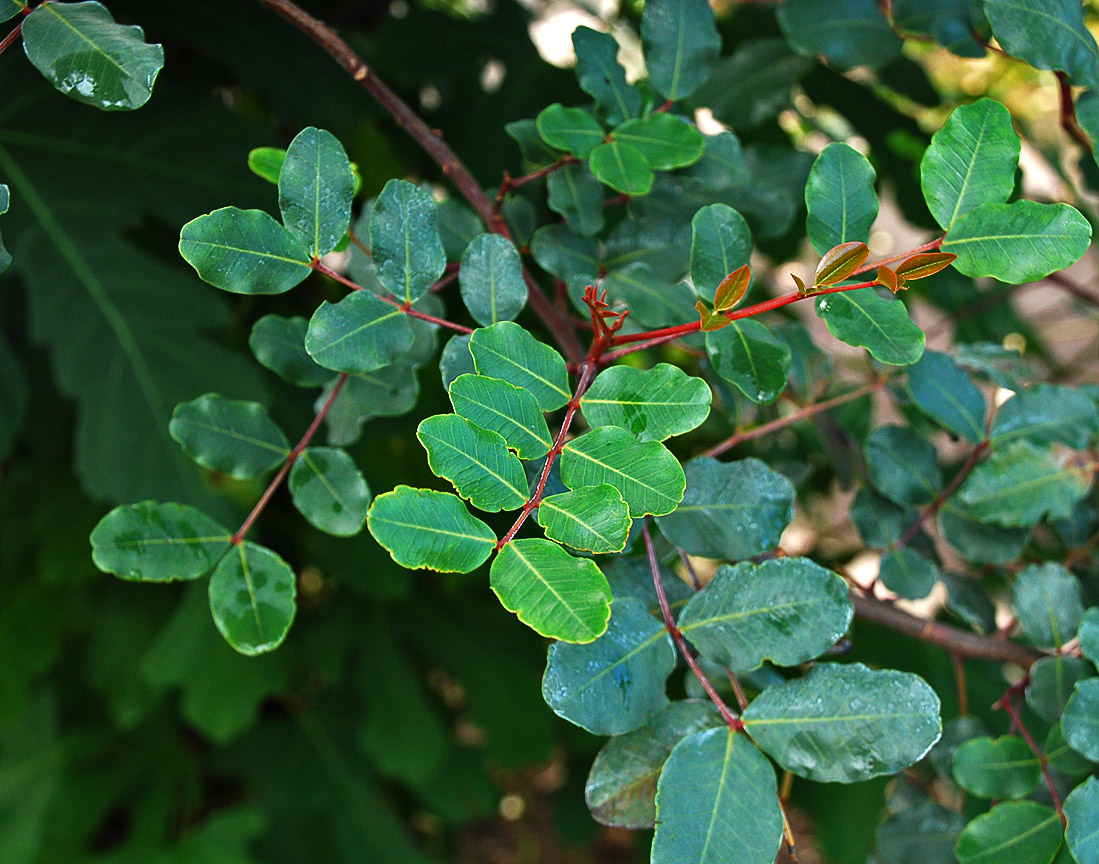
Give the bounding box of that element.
[469,321,570,411]
[417,414,528,512]
[539,485,631,553]
[580,363,711,442]
[277,127,354,258]
[588,140,653,196]
[611,114,704,170]
[815,287,925,366]
[536,104,604,158]
[814,241,869,286]
[448,373,552,460]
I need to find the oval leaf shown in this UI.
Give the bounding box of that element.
[289,446,371,537]
[952,736,1040,799]
[417,414,528,512]
[1065,776,1099,864]
[539,485,631,554]
[249,314,332,388]
[815,286,925,366]
[469,321,571,412]
[706,318,792,404]
[689,203,753,303]
[580,363,712,442]
[907,350,985,442]
[954,801,1062,864]
[814,241,869,286]
[304,290,413,374]
[1012,562,1084,648]
[535,103,605,158]
[894,252,957,281]
[168,394,289,479]
[369,179,446,303]
[640,0,721,101]
[611,114,704,170]
[208,541,297,656]
[984,0,1099,88]
[805,143,878,255]
[448,373,552,460]
[714,264,751,312]
[588,140,654,196]
[459,233,527,326]
[278,127,355,258]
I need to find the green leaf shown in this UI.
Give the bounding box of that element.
[21,1,163,110]
[585,701,722,829]
[743,663,941,782]
[530,223,600,281]
[248,314,332,388]
[0,183,9,273]
[640,0,720,101]
[920,98,1019,232]
[369,179,446,303]
[469,321,570,412]
[535,104,604,158]
[992,384,1099,449]
[1012,562,1084,647]
[247,146,285,184]
[943,201,1092,284]
[288,447,371,537]
[602,264,697,329]
[777,0,902,70]
[277,127,354,258]
[876,794,966,864]
[304,290,413,374]
[1064,679,1099,761]
[542,596,672,734]
[448,373,552,460]
[865,425,942,506]
[1080,607,1099,666]
[539,485,631,554]
[952,736,1040,799]
[805,142,879,255]
[958,440,1092,528]
[1046,722,1094,776]
[458,233,527,326]
[0,1,20,23]
[440,333,475,390]
[706,318,792,404]
[417,414,528,512]
[611,115,704,171]
[580,364,711,442]
[208,541,296,656]
[572,26,641,125]
[954,801,1063,864]
[322,364,419,446]
[816,287,925,366]
[656,457,794,562]
[678,557,853,673]
[880,548,940,600]
[492,538,612,643]
[907,350,986,442]
[984,0,1099,88]
[1027,655,1093,723]
[546,163,605,236]
[367,485,496,573]
[1065,777,1099,864]
[560,426,685,517]
[506,118,559,168]
[605,213,692,281]
[168,394,289,479]
[178,207,311,295]
[893,0,985,56]
[90,501,230,582]
[588,140,653,196]
[652,728,782,864]
[689,203,753,303]
[944,573,998,633]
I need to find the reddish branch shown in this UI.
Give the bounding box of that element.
[495,156,578,211]
[997,692,1066,822]
[1056,72,1093,153]
[894,440,990,550]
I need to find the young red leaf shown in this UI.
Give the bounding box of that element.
[894,252,957,281]
[696,299,731,331]
[813,241,869,286]
[713,264,751,312]
[875,264,900,294]
[792,273,809,296]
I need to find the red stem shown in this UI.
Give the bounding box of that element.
[997,694,1066,823]
[495,156,577,210]
[850,236,944,276]
[1056,72,1093,153]
[894,440,989,550]
[0,19,22,56]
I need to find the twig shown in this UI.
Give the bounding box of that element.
[997,692,1066,823]
[1056,72,1093,153]
[893,440,989,550]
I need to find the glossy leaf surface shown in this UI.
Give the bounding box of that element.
[815,287,925,366]
[865,425,942,506]
[288,447,371,537]
[992,384,1099,449]
[954,801,1062,864]
[369,179,446,302]
[1027,655,1093,723]
[536,104,604,158]
[984,0,1099,87]
[706,318,791,404]
[572,26,640,125]
[1064,679,1099,761]
[952,736,1040,799]
[539,485,631,554]
[277,127,354,257]
[879,548,939,600]
[208,541,296,656]
[459,233,526,326]
[448,373,552,460]
[777,0,901,70]
[611,115,704,171]
[813,241,869,286]
[580,363,711,442]
[417,414,527,512]
[168,394,289,479]
[546,163,605,236]
[1065,777,1099,864]
[1012,562,1084,647]
[469,322,570,411]
[805,142,878,255]
[907,350,985,442]
[689,204,753,302]
[542,596,673,732]
[640,0,720,101]
[304,290,413,375]
[249,314,331,388]
[588,140,653,196]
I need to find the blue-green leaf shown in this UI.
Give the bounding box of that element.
[249,314,332,388]
[640,0,720,101]
[954,801,1063,864]
[469,322,571,412]
[984,0,1099,88]
[369,179,446,303]
[880,548,940,601]
[805,142,878,255]
[689,203,753,303]
[992,384,1099,449]
[1065,777,1099,864]
[572,26,641,125]
[304,290,413,375]
[1027,655,1093,723]
[1012,562,1084,648]
[777,0,902,70]
[546,163,605,236]
[459,233,526,326]
[168,394,289,479]
[893,0,985,56]
[278,127,354,258]
[907,350,985,442]
[706,318,791,404]
[865,425,942,506]
[289,447,371,537]
[815,288,925,366]
[208,541,296,656]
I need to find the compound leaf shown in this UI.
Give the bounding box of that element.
[580,363,711,442]
[690,203,753,303]
[369,179,446,303]
[417,414,528,512]
[815,287,925,366]
[448,373,552,460]
[706,318,791,404]
[572,26,640,125]
[459,233,526,326]
[536,104,604,158]
[539,485,631,554]
[304,290,413,374]
[492,538,613,643]
[588,140,653,196]
[249,314,332,388]
[541,596,673,732]
[168,394,289,479]
[288,446,371,537]
[954,801,1062,864]
[1012,562,1084,648]
[805,142,878,255]
[277,126,354,258]
[984,0,1099,88]
[611,114,704,171]
[208,541,296,656]
[952,736,1040,799]
[907,350,985,442]
[469,321,570,411]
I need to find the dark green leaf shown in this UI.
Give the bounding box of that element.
[1012,562,1084,647]
[1064,679,1099,761]
[168,394,289,479]
[992,384,1099,449]
[865,425,942,506]
[920,98,1019,232]
[304,290,413,374]
[678,557,853,673]
[656,457,794,562]
[907,350,985,442]
[178,207,311,295]
[530,223,600,281]
[1045,722,1094,775]
[1080,606,1099,666]
[939,501,1028,565]
[876,794,966,864]
[0,1,20,23]
[535,104,604,158]
[277,127,354,257]
[436,198,482,259]
[493,538,612,643]
[448,373,552,460]
[816,287,925,365]
[958,440,1092,527]
[954,801,1062,864]
[689,203,753,303]
[805,142,878,255]
[585,701,722,829]
[777,0,902,70]
[588,140,653,196]
[943,201,1092,284]
[743,663,941,782]
[602,264,697,328]
[706,318,791,404]
[1027,655,1093,723]
[560,426,685,517]
[369,179,446,303]
[22,1,163,110]
[367,485,496,573]
[652,728,782,864]
[880,548,939,600]
[572,26,641,125]
[322,364,420,446]
[469,321,570,412]
[0,183,9,272]
[605,214,692,281]
[611,114,704,170]
[580,363,711,442]
[640,0,720,101]
[539,485,631,554]
[249,314,331,388]
[459,233,526,326]
[893,0,986,56]
[208,541,296,656]
[690,38,811,129]
[90,501,230,582]
[289,446,371,537]
[440,333,475,390]
[984,0,1099,87]
[546,163,605,236]
[944,573,998,633]
[505,118,558,168]
[1065,777,1099,864]
[417,414,528,512]
[952,736,1040,799]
